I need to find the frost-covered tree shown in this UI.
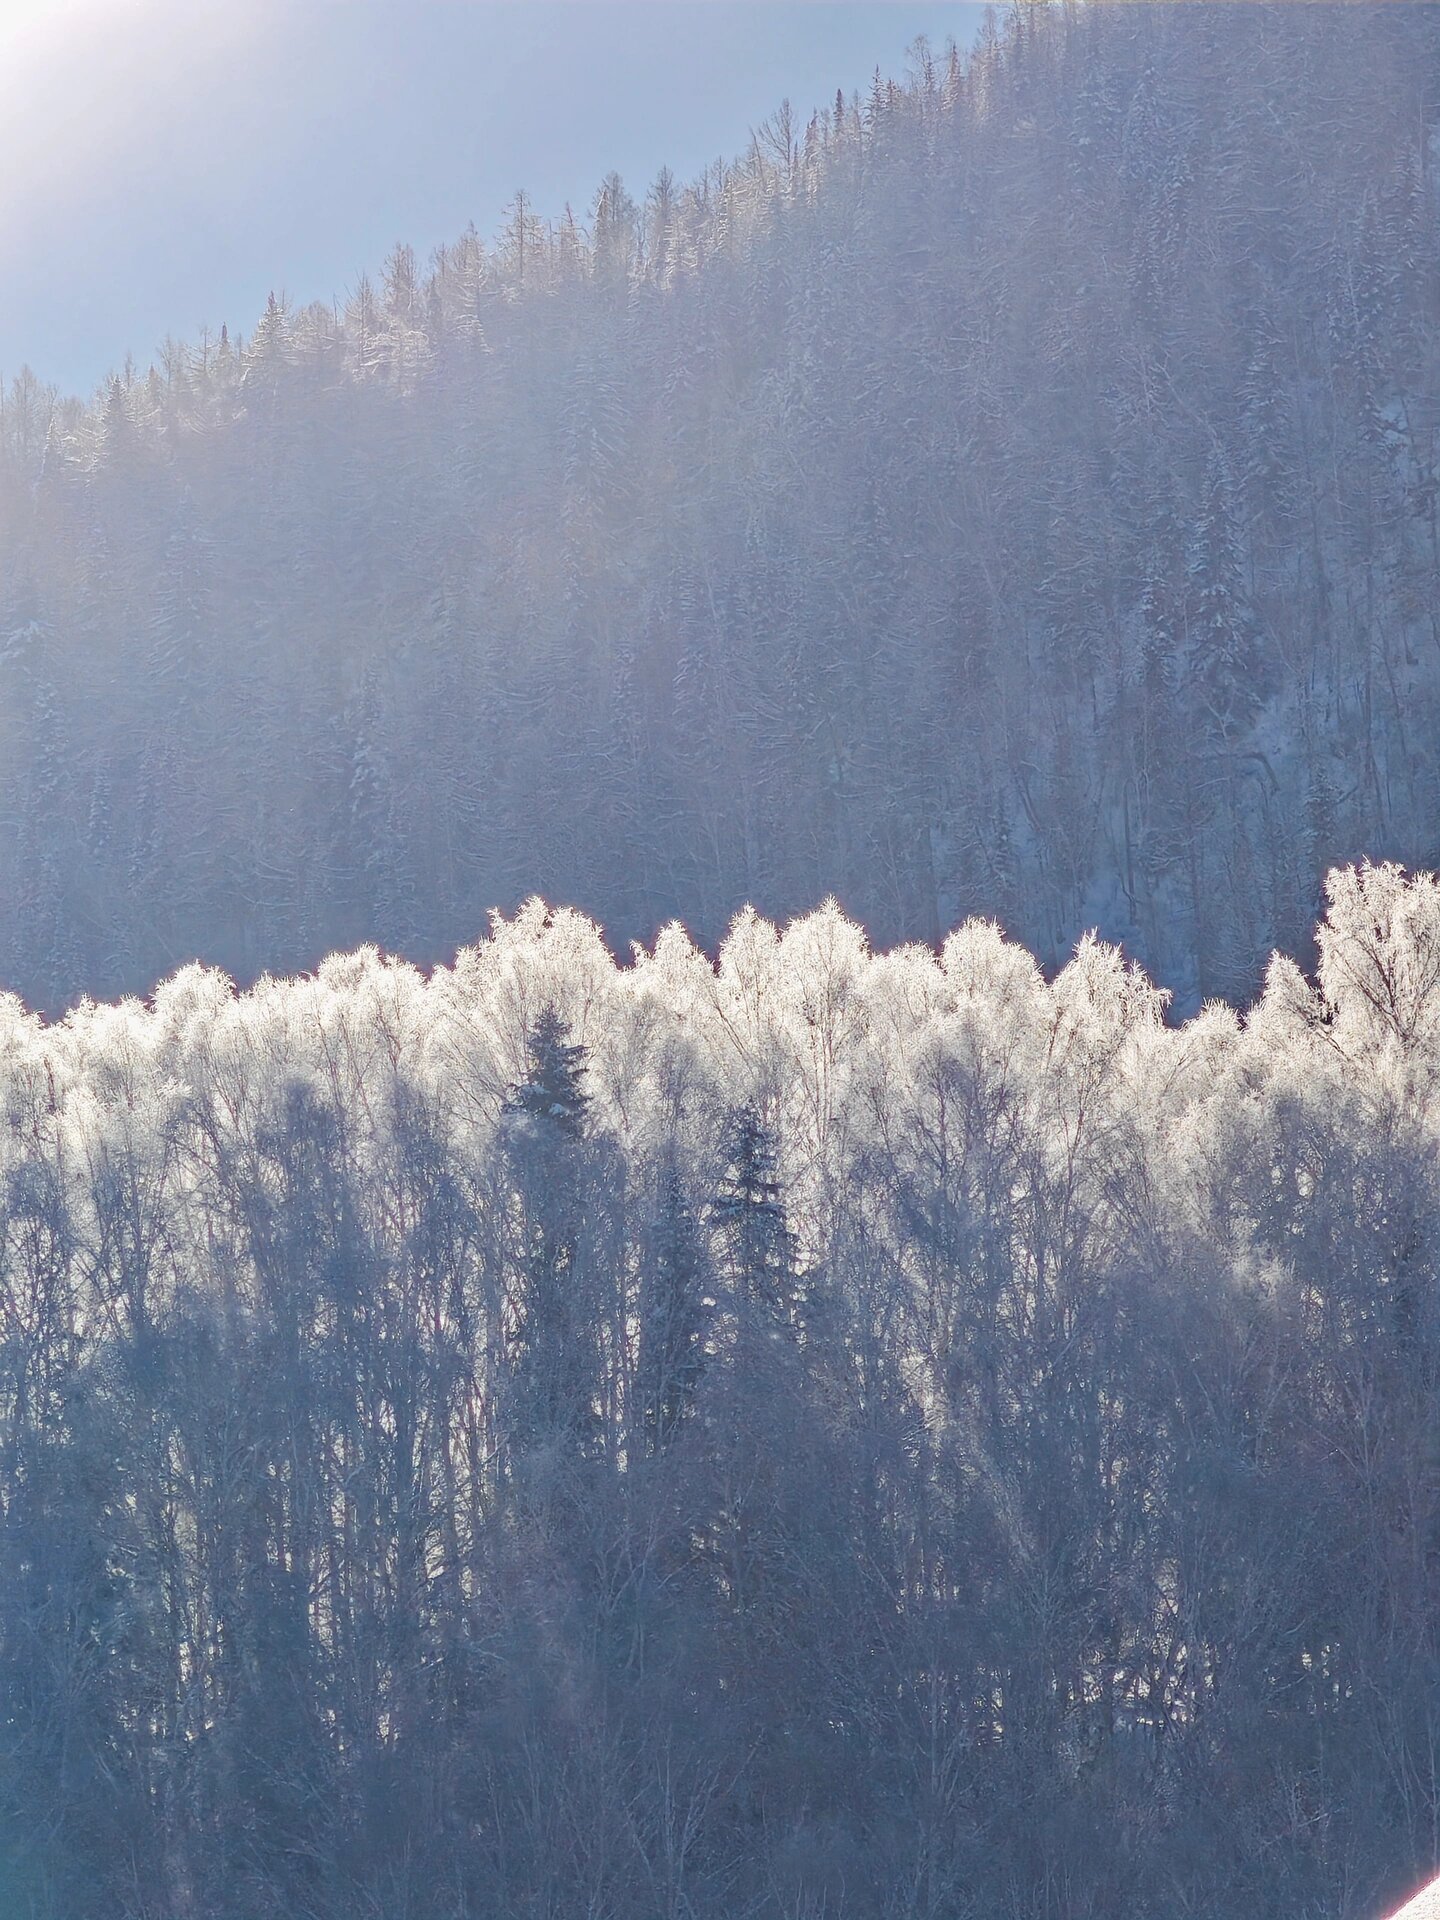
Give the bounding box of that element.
[2,4,1438,1013]
[0,878,1437,1912]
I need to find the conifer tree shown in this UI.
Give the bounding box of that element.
[635,1158,710,1455]
[501,1005,601,1457]
[711,1101,799,1341]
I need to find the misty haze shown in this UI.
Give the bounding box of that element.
[1,6,1439,1919]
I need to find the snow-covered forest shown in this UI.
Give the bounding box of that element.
[2,865,1440,1918]
[2,2,1438,1014]
[5,2,1440,1914]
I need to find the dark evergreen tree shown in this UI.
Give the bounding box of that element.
[711,1101,799,1341]
[501,1004,602,1457]
[634,1157,710,1456]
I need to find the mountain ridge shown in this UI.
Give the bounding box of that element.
[1,3,1436,1019]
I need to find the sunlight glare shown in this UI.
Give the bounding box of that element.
[0,0,272,250]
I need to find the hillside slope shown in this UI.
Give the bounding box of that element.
[1,2,1438,1010]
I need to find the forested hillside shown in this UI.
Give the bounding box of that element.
[2,865,1438,1918]
[5,8,1440,1912]
[2,2,1438,1012]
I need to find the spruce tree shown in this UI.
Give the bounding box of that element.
[636,1158,710,1455]
[711,1101,799,1340]
[501,1005,599,1455]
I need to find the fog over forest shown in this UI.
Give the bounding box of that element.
[2,5,1440,1918]
[2,3,1437,1015]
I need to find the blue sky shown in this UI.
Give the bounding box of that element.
[0,2,982,399]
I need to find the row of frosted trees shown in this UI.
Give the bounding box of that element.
[3,3,1439,1013]
[2,864,1438,1918]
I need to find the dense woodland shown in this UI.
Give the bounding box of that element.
[0,865,1437,1918]
[5,4,1440,1916]
[1,3,1439,1012]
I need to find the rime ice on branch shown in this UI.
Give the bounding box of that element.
[1,870,1439,1915]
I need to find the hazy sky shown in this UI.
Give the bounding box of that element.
[0,2,982,399]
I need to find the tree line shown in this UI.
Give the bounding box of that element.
[1,3,1438,1012]
[1,864,1438,1917]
